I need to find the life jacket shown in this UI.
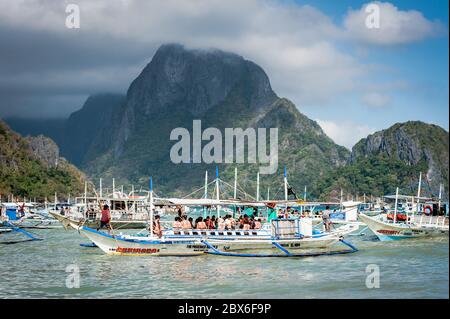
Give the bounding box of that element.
[387,213,407,221]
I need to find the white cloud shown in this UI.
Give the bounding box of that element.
[0,0,365,108]
[362,92,391,108]
[344,2,444,46]
[316,119,376,149]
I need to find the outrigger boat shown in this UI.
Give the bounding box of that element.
[0,202,61,229]
[79,218,358,256]
[49,180,155,230]
[360,179,449,241]
[1,207,43,244]
[78,172,359,257]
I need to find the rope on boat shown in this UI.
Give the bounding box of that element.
[202,238,358,258]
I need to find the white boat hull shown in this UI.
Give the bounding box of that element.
[79,226,345,256]
[359,213,449,241]
[80,227,211,256]
[205,236,339,251]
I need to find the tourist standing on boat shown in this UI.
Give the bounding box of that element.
[18,203,25,217]
[254,218,262,229]
[97,204,111,232]
[322,206,331,232]
[153,214,162,237]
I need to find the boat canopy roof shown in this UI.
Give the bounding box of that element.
[159,198,340,207]
[383,194,433,201]
[1,202,34,208]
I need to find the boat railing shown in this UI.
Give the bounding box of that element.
[406,214,449,229]
[271,219,302,238]
[164,228,270,237]
[69,210,150,222]
[110,211,149,220]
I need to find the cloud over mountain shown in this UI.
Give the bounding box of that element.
[0,0,444,119]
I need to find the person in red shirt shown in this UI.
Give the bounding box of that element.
[205,216,215,229]
[97,204,111,232]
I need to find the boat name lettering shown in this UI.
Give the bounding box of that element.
[377,229,400,235]
[116,247,159,254]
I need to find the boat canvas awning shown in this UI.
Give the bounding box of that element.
[384,195,433,201]
[157,198,340,208]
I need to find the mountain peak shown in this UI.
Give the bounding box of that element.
[350,121,449,195]
[126,43,277,117]
[0,120,85,198]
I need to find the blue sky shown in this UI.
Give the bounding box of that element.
[0,0,448,148]
[295,0,449,144]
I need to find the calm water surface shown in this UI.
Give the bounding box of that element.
[0,228,448,298]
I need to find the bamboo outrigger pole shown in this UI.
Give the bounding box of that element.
[284,166,288,213]
[416,172,422,213]
[216,166,220,217]
[256,172,260,201]
[149,177,154,237]
[438,183,442,212]
[233,167,238,217]
[301,186,307,214]
[204,170,208,218]
[394,187,399,224]
[84,181,87,210]
[233,167,237,200]
[204,170,208,198]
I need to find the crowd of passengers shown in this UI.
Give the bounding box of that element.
[170,206,339,231]
[148,206,338,237]
[172,214,263,231]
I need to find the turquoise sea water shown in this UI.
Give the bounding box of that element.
[0,228,448,299]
